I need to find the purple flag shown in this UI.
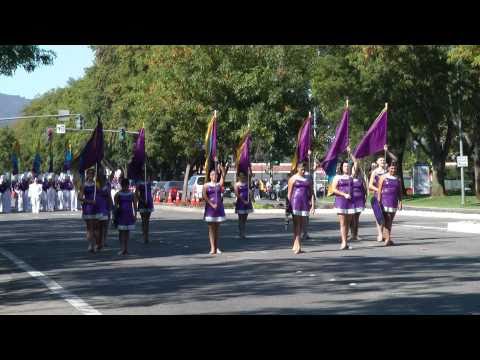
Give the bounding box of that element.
[71,119,104,174]
[236,131,251,175]
[291,115,312,172]
[320,108,349,194]
[127,128,146,180]
[353,109,387,159]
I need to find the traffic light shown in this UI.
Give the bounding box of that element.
[75,115,84,129]
[119,128,126,141]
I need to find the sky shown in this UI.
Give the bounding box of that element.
[0,45,95,99]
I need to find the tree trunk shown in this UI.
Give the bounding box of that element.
[473,141,480,200]
[431,162,447,196]
[182,162,191,204]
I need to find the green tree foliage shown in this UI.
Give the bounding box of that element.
[0,46,55,76]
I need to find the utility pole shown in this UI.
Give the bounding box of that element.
[458,62,465,206]
[313,108,317,199]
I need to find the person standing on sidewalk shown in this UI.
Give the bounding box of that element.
[234,171,253,239]
[203,164,226,255]
[378,161,402,246]
[332,160,355,250]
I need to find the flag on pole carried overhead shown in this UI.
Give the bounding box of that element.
[353,105,388,159]
[70,119,104,180]
[320,107,349,196]
[127,127,146,181]
[291,114,312,172]
[204,112,217,175]
[236,130,251,176]
[11,140,20,175]
[63,142,73,171]
[32,140,42,175]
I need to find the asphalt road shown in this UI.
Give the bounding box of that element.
[1,208,479,315]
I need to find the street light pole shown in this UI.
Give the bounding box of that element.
[458,62,465,206]
[313,108,317,199]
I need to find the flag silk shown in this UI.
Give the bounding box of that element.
[48,141,54,173]
[291,115,312,172]
[127,127,145,180]
[11,140,20,175]
[32,153,41,175]
[353,109,387,159]
[204,114,217,175]
[64,143,73,171]
[71,120,104,177]
[320,109,349,196]
[236,131,251,176]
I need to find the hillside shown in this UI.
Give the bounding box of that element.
[0,93,31,127]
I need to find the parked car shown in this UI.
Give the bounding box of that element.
[161,181,184,201]
[187,175,205,200]
[223,181,234,198]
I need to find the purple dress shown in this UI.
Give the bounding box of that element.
[95,183,111,221]
[82,182,98,220]
[137,182,154,213]
[380,175,400,213]
[204,183,226,222]
[334,175,355,214]
[352,177,366,213]
[290,177,311,217]
[235,183,253,214]
[117,191,136,230]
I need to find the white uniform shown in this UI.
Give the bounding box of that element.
[63,177,71,211]
[29,181,43,214]
[46,176,56,212]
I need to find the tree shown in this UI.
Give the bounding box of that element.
[0,46,55,76]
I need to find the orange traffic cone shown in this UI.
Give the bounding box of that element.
[167,190,173,204]
[175,191,181,205]
[192,194,198,207]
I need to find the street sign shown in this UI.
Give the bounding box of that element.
[56,124,66,134]
[457,156,468,168]
[58,110,70,121]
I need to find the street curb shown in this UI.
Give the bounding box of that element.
[447,221,480,234]
[154,204,480,219]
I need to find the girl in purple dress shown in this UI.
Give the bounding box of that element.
[79,168,99,253]
[95,171,113,250]
[347,147,366,241]
[114,178,137,255]
[332,160,355,250]
[378,161,402,246]
[203,164,226,255]
[287,162,314,254]
[368,145,398,242]
[135,176,154,244]
[234,171,253,239]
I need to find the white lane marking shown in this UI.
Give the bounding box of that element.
[399,224,448,231]
[0,248,101,315]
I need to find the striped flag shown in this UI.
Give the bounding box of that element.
[203,112,217,175]
[236,130,251,176]
[320,108,349,196]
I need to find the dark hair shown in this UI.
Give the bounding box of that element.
[388,160,398,168]
[121,178,129,188]
[336,160,351,175]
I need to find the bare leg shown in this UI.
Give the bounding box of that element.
[292,215,299,251]
[295,216,304,254]
[339,214,351,249]
[352,213,361,240]
[123,230,129,254]
[214,223,220,252]
[384,212,395,246]
[208,224,215,254]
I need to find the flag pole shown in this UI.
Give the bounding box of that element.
[213,110,218,199]
[143,124,147,205]
[384,102,388,164]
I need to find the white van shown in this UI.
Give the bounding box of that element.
[187,175,205,200]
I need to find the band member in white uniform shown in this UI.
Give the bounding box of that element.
[29,177,43,214]
[46,174,56,212]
